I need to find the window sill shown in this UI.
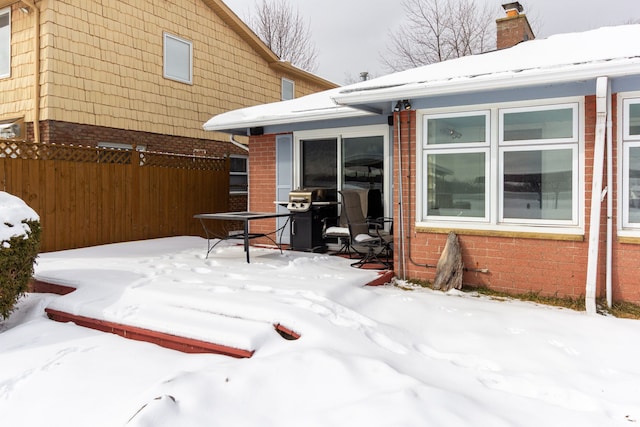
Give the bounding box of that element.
[415,225,584,241]
[617,235,640,244]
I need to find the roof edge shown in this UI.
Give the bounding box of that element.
[201,0,279,64]
[202,0,337,90]
[332,58,640,105]
[271,61,338,90]
[0,0,18,8]
[203,106,375,132]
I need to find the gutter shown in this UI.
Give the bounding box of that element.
[203,106,375,132]
[331,59,640,106]
[585,76,609,314]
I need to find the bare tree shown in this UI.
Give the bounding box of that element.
[247,0,319,73]
[382,0,495,72]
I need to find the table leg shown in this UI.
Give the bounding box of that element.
[244,220,250,263]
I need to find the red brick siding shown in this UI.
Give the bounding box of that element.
[396,96,627,302]
[610,97,640,303]
[496,15,535,50]
[38,120,248,157]
[246,98,640,303]
[247,134,280,242]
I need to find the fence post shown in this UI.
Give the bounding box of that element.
[131,144,141,240]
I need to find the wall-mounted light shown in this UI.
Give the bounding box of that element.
[393,101,402,112]
[402,100,412,110]
[19,6,30,14]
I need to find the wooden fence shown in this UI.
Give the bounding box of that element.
[0,141,229,252]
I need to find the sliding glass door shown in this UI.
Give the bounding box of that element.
[296,126,390,220]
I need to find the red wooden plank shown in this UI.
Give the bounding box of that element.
[45,308,255,358]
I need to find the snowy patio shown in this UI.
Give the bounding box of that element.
[1,236,640,426]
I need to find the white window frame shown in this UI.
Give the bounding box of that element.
[163,32,192,84]
[498,144,579,226]
[619,94,640,234]
[499,103,579,145]
[422,110,491,222]
[417,98,584,235]
[229,154,248,195]
[0,7,10,79]
[282,78,294,100]
[422,147,491,223]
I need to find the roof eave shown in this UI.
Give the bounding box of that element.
[332,59,640,105]
[203,108,376,132]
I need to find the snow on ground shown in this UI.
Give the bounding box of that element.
[1,236,639,426]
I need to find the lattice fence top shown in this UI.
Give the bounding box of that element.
[0,142,227,171]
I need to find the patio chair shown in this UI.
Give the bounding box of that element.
[322,194,357,258]
[339,190,393,269]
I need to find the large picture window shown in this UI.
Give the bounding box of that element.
[420,101,581,233]
[622,97,640,230]
[0,8,10,78]
[501,147,575,222]
[163,32,192,84]
[423,111,489,221]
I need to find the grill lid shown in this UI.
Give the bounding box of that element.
[287,188,336,212]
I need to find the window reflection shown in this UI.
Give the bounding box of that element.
[427,152,486,218]
[301,138,337,188]
[503,149,573,220]
[503,108,573,142]
[629,147,640,223]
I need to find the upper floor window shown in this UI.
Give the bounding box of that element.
[621,97,640,230]
[163,32,192,84]
[421,100,581,233]
[282,78,294,100]
[0,8,10,78]
[230,155,248,194]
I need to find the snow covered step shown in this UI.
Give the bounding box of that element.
[44,302,278,358]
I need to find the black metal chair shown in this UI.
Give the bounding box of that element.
[339,190,392,269]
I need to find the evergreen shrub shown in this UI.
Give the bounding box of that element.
[0,211,41,319]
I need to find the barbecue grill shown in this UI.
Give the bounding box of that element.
[286,188,337,252]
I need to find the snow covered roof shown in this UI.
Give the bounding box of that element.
[202,87,377,132]
[203,25,640,132]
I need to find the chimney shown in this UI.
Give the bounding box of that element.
[496,2,535,49]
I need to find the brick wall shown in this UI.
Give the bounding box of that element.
[247,134,280,240]
[39,121,248,157]
[496,14,535,50]
[397,96,640,304]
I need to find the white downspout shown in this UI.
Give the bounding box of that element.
[585,76,609,314]
[606,80,613,308]
[229,135,249,152]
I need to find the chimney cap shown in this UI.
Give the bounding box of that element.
[502,2,524,13]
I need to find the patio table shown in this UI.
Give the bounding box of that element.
[194,211,291,263]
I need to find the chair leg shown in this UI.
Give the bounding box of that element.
[350,245,392,269]
[331,237,359,259]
